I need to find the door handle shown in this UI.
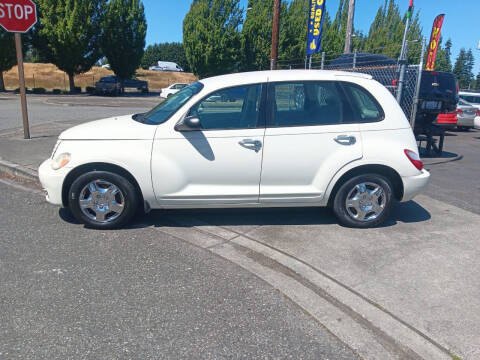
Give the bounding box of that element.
[334,135,356,145]
[239,139,262,152]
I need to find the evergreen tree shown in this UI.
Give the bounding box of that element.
[241,0,274,71]
[434,38,452,72]
[101,0,147,90]
[475,72,480,90]
[32,0,106,91]
[453,48,475,89]
[0,31,16,92]
[183,0,242,78]
[278,0,338,68]
[465,49,475,88]
[278,0,308,67]
[241,0,289,71]
[141,43,189,72]
[363,0,422,63]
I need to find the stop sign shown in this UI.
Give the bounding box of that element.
[0,0,37,33]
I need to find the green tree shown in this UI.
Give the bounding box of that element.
[141,43,190,72]
[434,38,452,72]
[32,0,106,91]
[101,0,146,90]
[278,0,308,66]
[240,0,287,71]
[183,0,242,78]
[363,0,422,63]
[454,48,475,89]
[0,31,16,92]
[475,72,480,90]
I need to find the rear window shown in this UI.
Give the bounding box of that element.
[341,83,384,122]
[459,94,480,105]
[420,72,456,94]
[100,77,116,83]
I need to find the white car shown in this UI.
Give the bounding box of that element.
[160,83,188,99]
[459,91,480,109]
[39,70,430,229]
[149,62,184,72]
[460,92,480,129]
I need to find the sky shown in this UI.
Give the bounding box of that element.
[143,0,480,74]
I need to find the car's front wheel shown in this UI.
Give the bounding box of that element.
[68,171,139,229]
[333,174,393,228]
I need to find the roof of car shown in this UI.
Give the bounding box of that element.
[198,70,372,89]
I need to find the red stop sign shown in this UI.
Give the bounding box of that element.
[0,0,37,33]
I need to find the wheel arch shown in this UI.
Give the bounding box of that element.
[62,162,144,208]
[327,164,404,207]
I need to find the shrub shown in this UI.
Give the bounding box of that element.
[32,88,47,94]
[52,89,61,94]
[86,86,95,94]
[14,87,28,93]
[61,90,69,95]
[74,86,82,93]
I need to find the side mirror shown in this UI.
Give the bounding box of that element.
[175,116,201,132]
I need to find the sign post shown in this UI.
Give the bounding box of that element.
[0,0,38,139]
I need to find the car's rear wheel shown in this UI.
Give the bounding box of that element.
[333,174,393,228]
[68,171,139,229]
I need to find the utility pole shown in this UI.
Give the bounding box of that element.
[343,0,355,54]
[270,0,280,70]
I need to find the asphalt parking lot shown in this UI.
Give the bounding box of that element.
[1,93,480,359]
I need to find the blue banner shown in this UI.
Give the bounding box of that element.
[306,0,326,56]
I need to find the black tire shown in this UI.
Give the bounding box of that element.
[333,174,393,228]
[68,171,139,229]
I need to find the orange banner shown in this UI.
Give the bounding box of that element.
[425,14,445,71]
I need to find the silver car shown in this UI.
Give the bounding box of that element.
[456,98,478,130]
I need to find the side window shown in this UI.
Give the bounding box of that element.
[271,82,352,127]
[189,84,262,130]
[342,83,384,122]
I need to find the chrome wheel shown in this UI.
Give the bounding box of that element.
[79,180,125,223]
[345,182,386,222]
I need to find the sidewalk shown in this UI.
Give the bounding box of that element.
[0,121,86,181]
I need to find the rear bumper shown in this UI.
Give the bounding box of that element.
[457,116,475,127]
[401,169,430,202]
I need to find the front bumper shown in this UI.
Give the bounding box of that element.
[38,159,70,206]
[401,169,430,202]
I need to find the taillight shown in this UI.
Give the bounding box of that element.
[476,110,480,116]
[404,149,423,171]
[457,109,463,115]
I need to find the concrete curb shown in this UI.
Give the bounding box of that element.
[0,159,39,184]
[156,217,456,360]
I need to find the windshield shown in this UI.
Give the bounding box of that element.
[143,82,204,125]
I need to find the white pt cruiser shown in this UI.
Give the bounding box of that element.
[39,70,430,229]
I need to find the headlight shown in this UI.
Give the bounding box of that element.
[51,153,71,170]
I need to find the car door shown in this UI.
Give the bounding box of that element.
[151,83,266,206]
[260,81,363,204]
